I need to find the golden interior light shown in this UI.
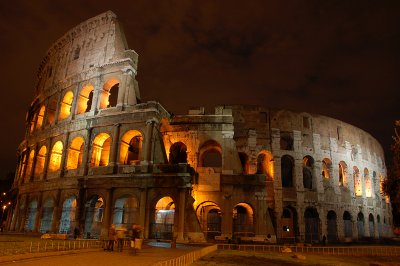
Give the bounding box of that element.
[66,137,85,170]
[76,84,94,114]
[48,141,63,172]
[59,91,74,120]
[91,133,111,167]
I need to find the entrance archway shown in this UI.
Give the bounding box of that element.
[39,199,54,233]
[304,208,320,243]
[327,210,337,242]
[83,195,104,239]
[357,212,365,239]
[113,196,139,228]
[150,196,175,240]
[59,196,77,234]
[369,213,375,238]
[196,201,221,240]
[25,200,38,232]
[232,203,254,239]
[281,207,297,240]
[343,211,352,238]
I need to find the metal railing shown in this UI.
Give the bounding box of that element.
[218,244,400,256]
[152,245,217,266]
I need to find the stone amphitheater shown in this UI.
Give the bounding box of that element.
[7,11,393,243]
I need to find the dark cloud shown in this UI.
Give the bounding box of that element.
[0,0,399,177]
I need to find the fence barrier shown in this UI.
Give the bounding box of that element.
[217,244,400,256]
[152,245,217,266]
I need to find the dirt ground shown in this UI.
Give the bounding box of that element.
[192,250,400,266]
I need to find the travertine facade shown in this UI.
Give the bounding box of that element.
[8,11,393,243]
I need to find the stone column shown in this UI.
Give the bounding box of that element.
[176,188,186,242]
[102,188,114,238]
[139,188,147,239]
[142,119,155,164]
[59,133,70,177]
[221,194,232,239]
[109,124,120,173]
[19,196,29,232]
[83,128,93,176]
[255,192,268,236]
[70,86,80,119]
[42,139,52,181]
[90,80,101,114]
[34,192,43,233]
[51,189,62,233]
[29,144,39,183]
[10,197,20,231]
[53,92,62,125]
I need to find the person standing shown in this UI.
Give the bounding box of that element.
[107,224,116,251]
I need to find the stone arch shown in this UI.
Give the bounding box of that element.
[357,212,365,239]
[34,145,47,178]
[91,133,111,167]
[169,142,187,164]
[48,141,63,172]
[46,97,58,126]
[24,200,38,232]
[25,150,35,179]
[327,210,337,243]
[113,195,139,228]
[354,166,362,196]
[83,195,104,239]
[304,207,320,243]
[377,214,382,238]
[39,198,54,233]
[232,202,254,239]
[257,150,274,181]
[343,211,353,238]
[100,79,119,109]
[364,168,372,197]
[150,196,175,240]
[281,206,298,239]
[59,91,74,120]
[59,195,77,234]
[196,201,222,240]
[76,84,94,114]
[281,155,294,187]
[303,156,315,190]
[66,137,85,170]
[35,105,46,130]
[119,130,143,165]
[198,140,222,168]
[238,152,249,174]
[321,158,332,179]
[338,161,348,187]
[369,213,375,238]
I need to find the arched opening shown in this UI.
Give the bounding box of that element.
[232,203,254,239]
[59,91,74,120]
[25,150,35,180]
[357,212,365,239]
[303,156,314,189]
[327,211,337,243]
[369,213,375,238]
[119,130,142,165]
[280,132,293,150]
[59,196,77,234]
[76,84,94,114]
[169,142,188,164]
[343,211,353,238]
[48,141,63,172]
[84,195,104,239]
[364,168,372,197]
[281,207,297,239]
[24,200,38,232]
[354,166,362,196]
[257,151,274,181]
[281,155,294,187]
[339,161,347,187]
[66,137,84,170]
[39,199,54,233]
[150,196,175,240]
[91,133,111,167]
[238,152,249,174]
[304,208,320,243]
[113,196,139,228]
[46,98,57,126]
[377,214,382,238]
[199,140,222,168]
[34,146,47,178]
[100,79,119,109]
[196,201,222,240]
[35,105,46,130]
[322,158,332,179]
[29,112,37,133]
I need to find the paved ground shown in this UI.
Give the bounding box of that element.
[0,242,200,266]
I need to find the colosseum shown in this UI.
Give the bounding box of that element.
[7,11,393,244]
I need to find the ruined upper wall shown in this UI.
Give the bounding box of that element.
[35,11,138,97]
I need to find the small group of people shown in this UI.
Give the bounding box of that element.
[106,223,143,252]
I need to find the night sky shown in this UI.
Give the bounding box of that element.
[0,1,399,178]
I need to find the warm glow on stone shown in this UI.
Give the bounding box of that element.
[48,141,63,172]
[59,91,74,120]
[66,137,84,170]
[91,133,111,166]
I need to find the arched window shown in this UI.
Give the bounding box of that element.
[91,133,111,167]
[39,199,54,233]
[169,142,187,164]
[354,166,362,196]
[67,137,85,170]
[321,158,332,179]
[343,211,352,237]
[357,212,365,238]
[238,152,249,174]
[303,156,314,189]
[100,79,119,109]
[25,150,35,179]
[48,141,63,172]
[76,84,94,114]
[256,151,274,180]
[119,130,142,165]
[34,146,47,178]
[199,140,222,168]
[281,155,294,187]
[46,98,58,126]
[35,105,46,130]
[364,168,372,197]
[59,91,74,120]
[338,161,347,187]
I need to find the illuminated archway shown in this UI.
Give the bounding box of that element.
[91,133,111,167]
[257,151,274,180]
[24,200,38,232]
[59,91,74,120]
[59,196,77,234]
[84,195,104,239]
[119,130,142,165]
[339,161,348,187]
[35,105,46,130]
[354,166,362,196]
[76,84,94,114]
[232,203,254,238]
[322,158,332,179]
[39,199,54,233]
[113,195,139,228]
[196,201,222,240]
[150,196,175,240]
[100,79,119,109]
[25,150,35,180]
[46,98,57,126]
[364,168,372,197]
[66,137,84,170]
[48,141,63,172]
[34,146,47,178]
